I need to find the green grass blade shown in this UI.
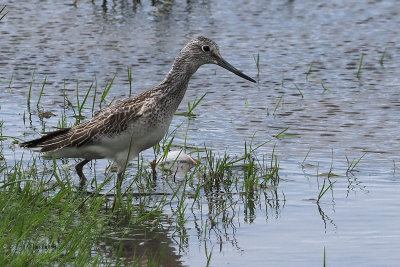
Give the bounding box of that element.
[306,62,314,80]
[357,54,364,79]
[36,77,47,106]
[101,75,116,103]
[128,67,133,97]
[301,147,311,167]
[379,49,386,66]
[91,75,98,116]
[294,83,303,99]
[78,82,93,114]
[273,95,283,115]
[274,127,289,139]
[27,70,35,108]
[0,5,7,21]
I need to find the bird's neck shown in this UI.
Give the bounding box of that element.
[159,55,199,98]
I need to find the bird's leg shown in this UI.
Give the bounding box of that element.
[150,159,157,181]
[112,171,124,211]
[75,159,91,187]
[117,171,124,189]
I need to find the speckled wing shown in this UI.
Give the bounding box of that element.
[20,97,145,152]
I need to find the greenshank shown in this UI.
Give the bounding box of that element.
[20,36,256,187]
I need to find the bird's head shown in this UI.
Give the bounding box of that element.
[180,36,256,83]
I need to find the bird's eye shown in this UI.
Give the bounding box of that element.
[202,45,210,52]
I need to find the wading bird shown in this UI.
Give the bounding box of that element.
[21,36,256,190]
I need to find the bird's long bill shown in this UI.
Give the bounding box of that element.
[217,57,256,83]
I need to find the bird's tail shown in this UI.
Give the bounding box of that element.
[20,128,72,152]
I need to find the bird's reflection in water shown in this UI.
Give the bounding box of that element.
[96,220,183,266]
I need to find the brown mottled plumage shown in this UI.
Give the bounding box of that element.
[21,36,256,187]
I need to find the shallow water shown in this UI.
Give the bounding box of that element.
[1,0,400,266]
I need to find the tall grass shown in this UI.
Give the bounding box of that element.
[0,157,109,265]
[0,148,172,265]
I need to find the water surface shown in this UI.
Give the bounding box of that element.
[1,0,400,266]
